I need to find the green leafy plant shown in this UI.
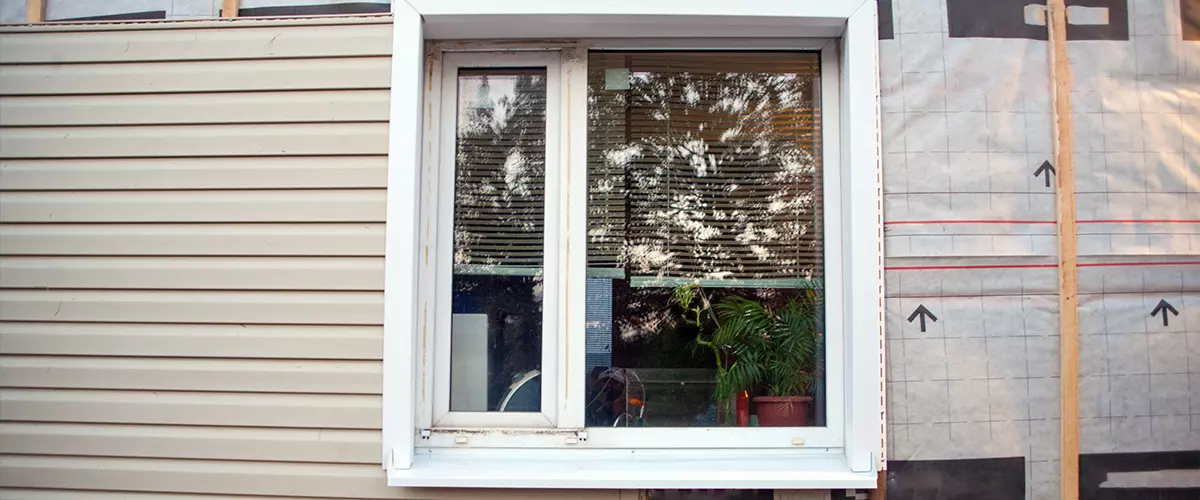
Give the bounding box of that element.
[675,284,824,423]
[714,291,823,398]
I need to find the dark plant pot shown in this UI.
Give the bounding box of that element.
[752,395,813,427]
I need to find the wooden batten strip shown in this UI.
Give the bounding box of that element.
[25,0,45,23]
[1047,1,1080,499]
[222,0,239,19]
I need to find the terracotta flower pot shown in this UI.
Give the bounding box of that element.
[751,395,813,427]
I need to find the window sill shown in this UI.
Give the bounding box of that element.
[388,449,876,489]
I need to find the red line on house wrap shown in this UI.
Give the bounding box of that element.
[885,219,1200,225]
[887,261,1200,271]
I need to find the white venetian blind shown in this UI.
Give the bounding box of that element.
[586,52,824,286]
[453,68,547,275]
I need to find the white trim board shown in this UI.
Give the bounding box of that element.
[407,0,863,39]
[380,0,423,472]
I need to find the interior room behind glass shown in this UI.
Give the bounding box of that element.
[584,52,827,428]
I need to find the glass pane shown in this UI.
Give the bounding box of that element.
[584,52,824,428]
[450,68,547,413]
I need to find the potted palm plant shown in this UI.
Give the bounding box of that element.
[678,285,823,427]
[717,292,823,426]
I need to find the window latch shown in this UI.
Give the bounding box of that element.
[566,430,588,445]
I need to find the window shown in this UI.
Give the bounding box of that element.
[384,0,882,490]
[424,46,843,444]
[434,52,561,428]
[584,52,828,429]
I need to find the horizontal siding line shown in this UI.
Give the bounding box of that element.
[0,187,385,194]
[0,87,392,98]
[0,354,382,364]
[0,15,392,33]
[0,156,385,161]
[0,154,386,160]
[0,221,383,226]
[0,386,381,400]
[0,154,387,160]
[0,54,394,67]
[0,120,389,129]
[0,453,378,467]
[0,88,391,97]
[1,390,382,429]
[0,422,380,433]
[0,386,381,397]
[0,490,392,500]
[0,60,393,96]
[0,290,383,325]
[0,320,381,328]
[0,490,399,500]
[0,254,383,259]
[0,353,379,362]
[0,322,381,359]
[0,287,384,293]
[0,287,381,292]
[0,287,384,294]
[0,420,379,432]
[0,252,381,256]
[0,383,379,395]
[0,222,385,226]
[0,321,384,328]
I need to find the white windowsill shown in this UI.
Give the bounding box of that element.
[388,450,875,489]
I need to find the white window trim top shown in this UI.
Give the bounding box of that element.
[383,0,882,490]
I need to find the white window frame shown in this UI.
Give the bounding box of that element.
[431,51,563,429]
[383,0,882,490]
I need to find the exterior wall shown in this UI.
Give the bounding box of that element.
[0,16,618,500]
[880,1,1200,499]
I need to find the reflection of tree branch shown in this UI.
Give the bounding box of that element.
[589,59,822,281]
[455,73,548,267]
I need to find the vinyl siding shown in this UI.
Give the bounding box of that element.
[0,16,619,500]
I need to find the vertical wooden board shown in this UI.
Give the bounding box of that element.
[1048,0,1080,499]
[223,0,239,18]
[25,0,44,23]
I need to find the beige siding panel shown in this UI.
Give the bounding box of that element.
[0,423,380,464]
[0,490,625,500]
[0,357,382,394]
[0,190,385,223]
[0,91,390,126]
[0,20,425,500]
[0,457,622,500]
[0,58,392,96]
[0,157,386,190]
[0,223,384,256]
[0,491,396,500]
[0,322,381,359]
[0,389,381,428]
[0,257,384,290]
[0,290,383,325]
[0,123,388,158]
[0,24,392,63]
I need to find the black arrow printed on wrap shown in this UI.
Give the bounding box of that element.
[1150,299,1180,327]
[1034,160,1056,188]
[907,305,938,333]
